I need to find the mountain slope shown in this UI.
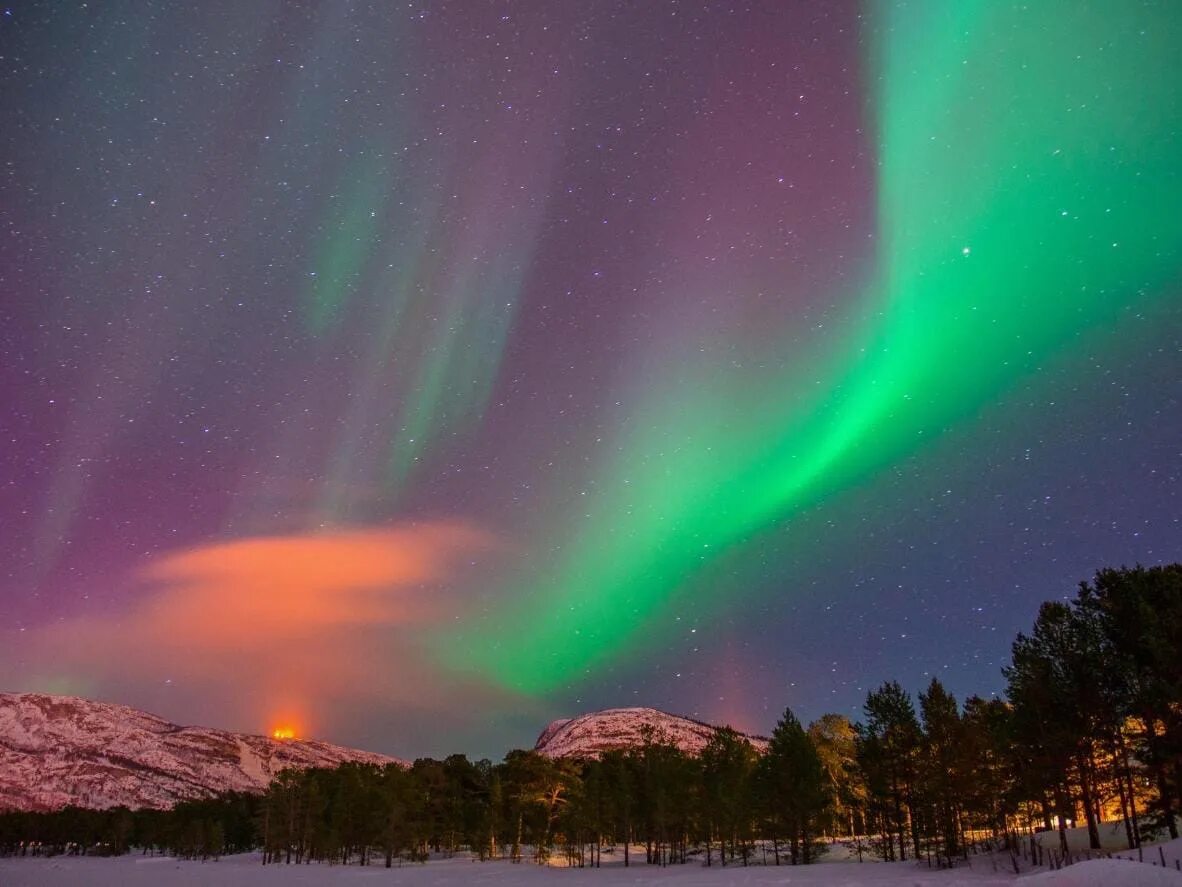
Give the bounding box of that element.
[534,707,769,759]
[0,692,403,812]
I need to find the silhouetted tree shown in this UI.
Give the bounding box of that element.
[700,726,757,865]
[858,681,921,860]
[759,708,830,864]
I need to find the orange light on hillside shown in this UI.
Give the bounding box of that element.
[271,726,296,740]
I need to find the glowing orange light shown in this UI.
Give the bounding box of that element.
[271,726,296,740]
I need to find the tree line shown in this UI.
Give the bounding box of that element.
[1,564,1178,869]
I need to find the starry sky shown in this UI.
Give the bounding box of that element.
[1,0,1179,759]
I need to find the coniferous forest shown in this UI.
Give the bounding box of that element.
[2,565,1179,870]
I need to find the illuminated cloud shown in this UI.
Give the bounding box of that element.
[2,523,516,752]
[131,522,494,646]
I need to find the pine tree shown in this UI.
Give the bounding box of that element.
[918,677,965,862]
[859,682,921,860]
[700,726,757,865]
[599,750,635,866]
[760,707,830,864]
[1087,565,1182,839]
[960,696,1016,844]
[807,714,864,839]
[1006,600,1112,851]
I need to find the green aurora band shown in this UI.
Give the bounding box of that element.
[442,1,1182,692]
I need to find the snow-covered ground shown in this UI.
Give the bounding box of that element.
[1024,858,1181,886]
[1032,820,1180,855]
[2,848,1180,887]
[0,853,1016,886]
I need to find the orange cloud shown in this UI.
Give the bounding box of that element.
[131,522,494,647]
[3,522,519,752]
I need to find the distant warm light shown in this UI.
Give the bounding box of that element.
[271,726,296,740]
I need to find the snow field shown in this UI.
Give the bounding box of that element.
[3,848,1181,887]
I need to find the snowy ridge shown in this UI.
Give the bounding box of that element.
[534,707,769,760]
[0,692,404,812]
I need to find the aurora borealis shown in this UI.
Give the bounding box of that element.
[2,1,1179,757]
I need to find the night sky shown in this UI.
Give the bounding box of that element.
[2,1,1179,759]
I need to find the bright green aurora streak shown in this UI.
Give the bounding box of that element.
[443,1,1182,691]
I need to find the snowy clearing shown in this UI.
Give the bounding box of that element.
[0,853,1015,887]
[1032,820,1173,854]
[2,849,1181,887]
[1023,858,1182,885]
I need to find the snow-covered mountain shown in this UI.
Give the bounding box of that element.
[0,692,403,812]
[534,707,769,759]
